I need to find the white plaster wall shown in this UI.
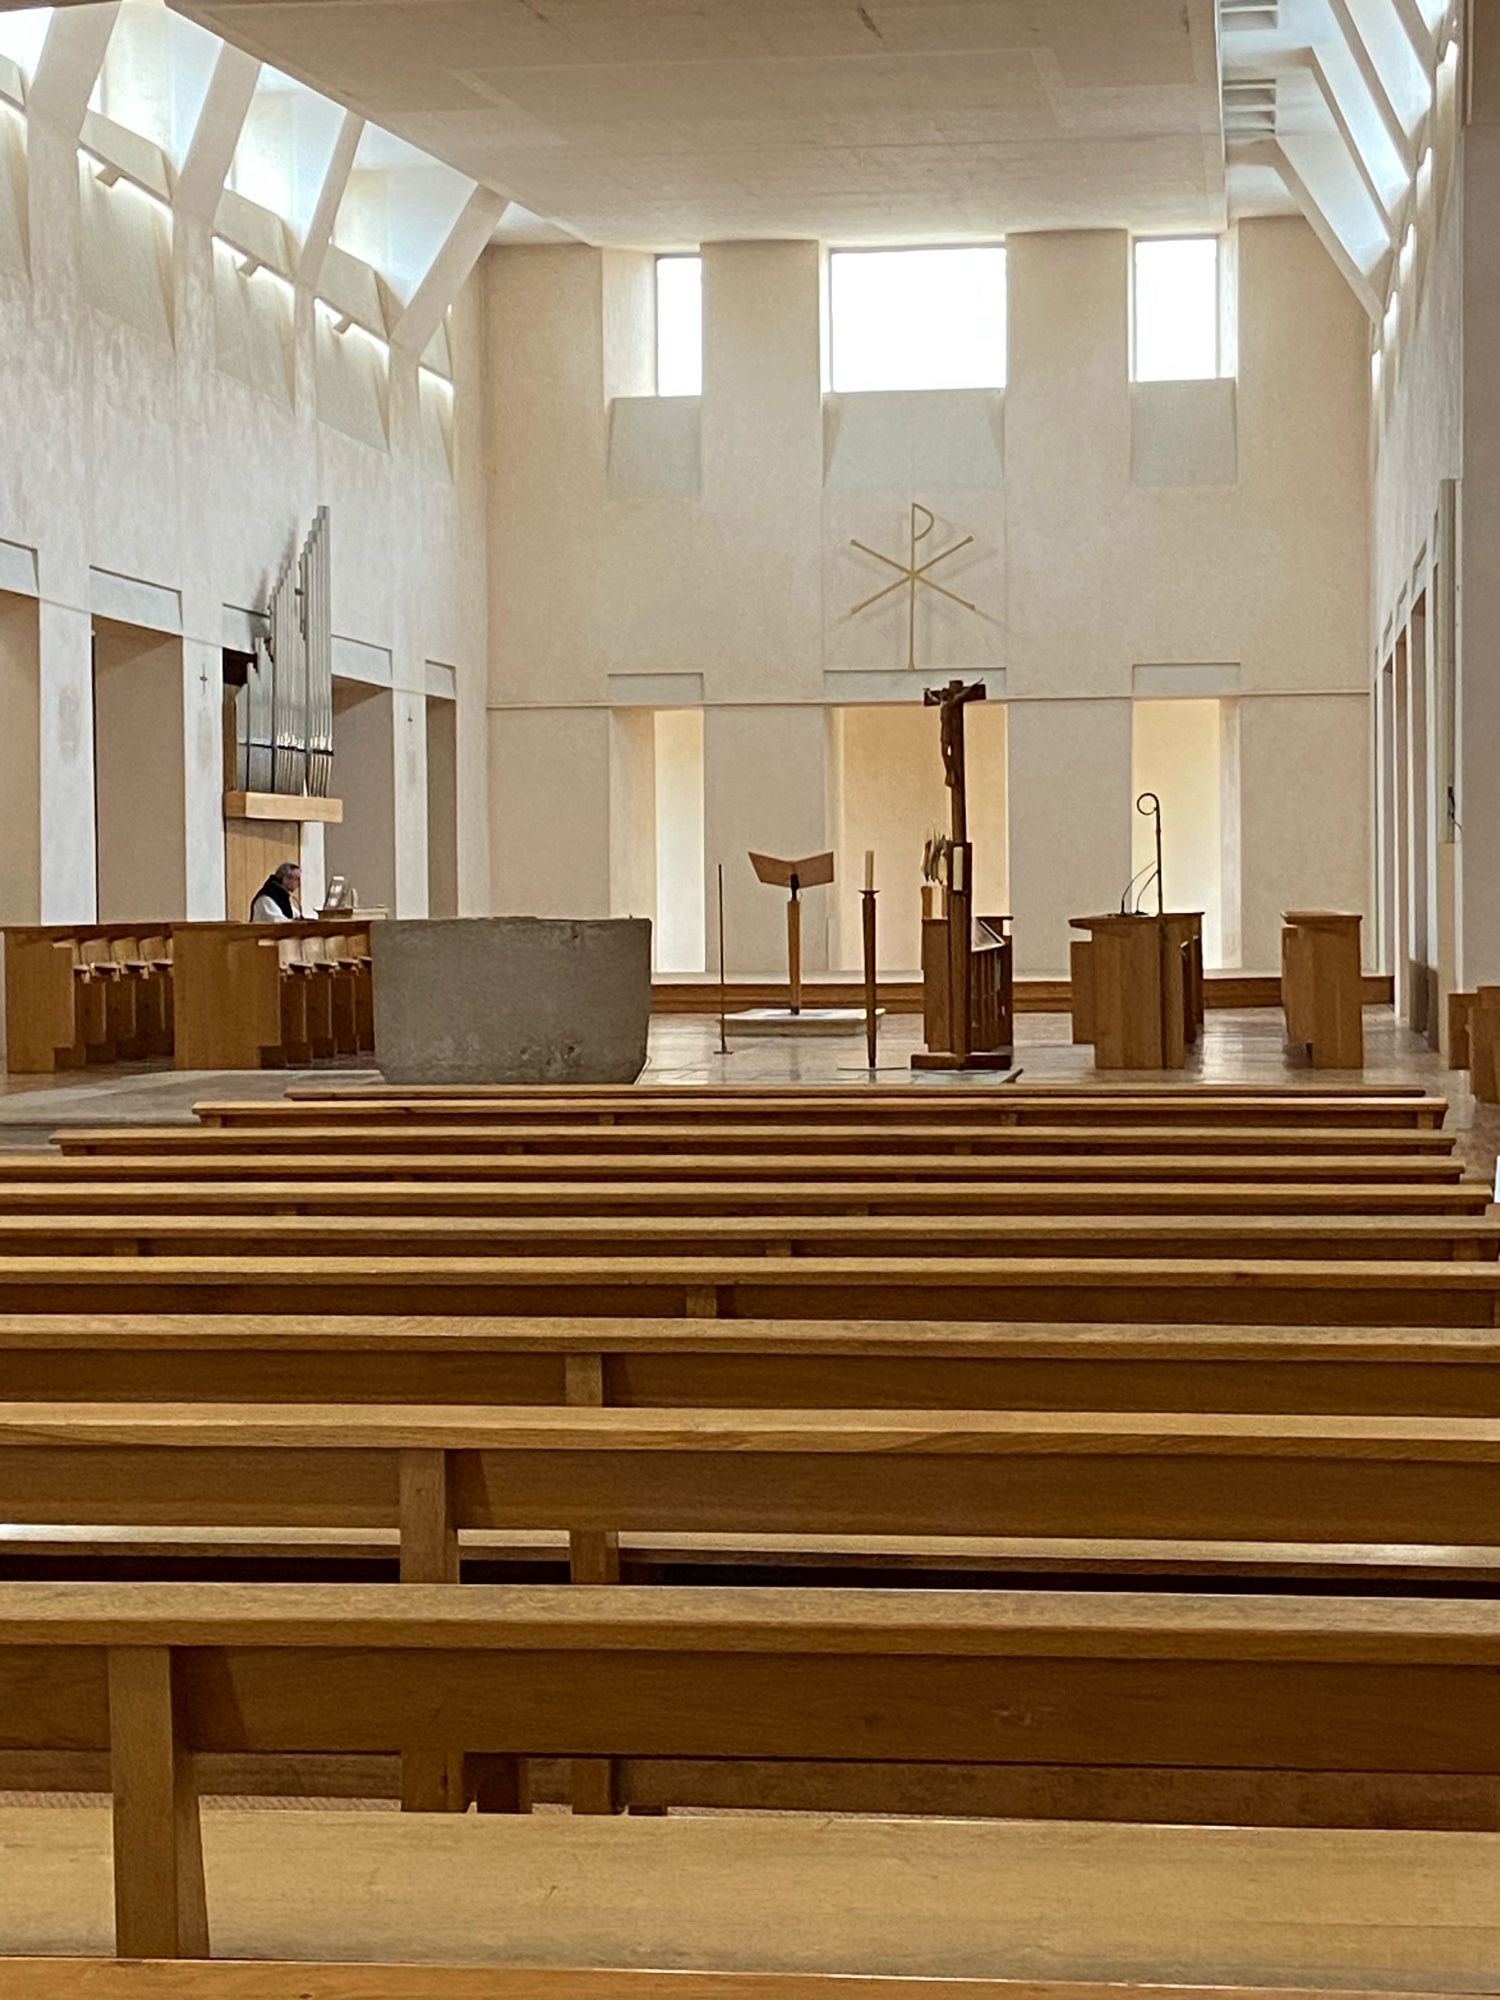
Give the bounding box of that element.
[489,708,612,919]
[1008,700,1133,977]
[0,591,40,924]
[1132,699,1223,968]
[705,706,830,976]
[653,708,705,973]
[0,98,489,930]
[425,694,459,918]
[832,702,1007,973]
[1239,694,1371,972]
[92,621,186,921]
[485,218,1371,975]
[325,681,397,914]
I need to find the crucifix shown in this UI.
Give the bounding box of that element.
[912,678,1012,1073]
[927,676,986,848]
[850,503,977,672]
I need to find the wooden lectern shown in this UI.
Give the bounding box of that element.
[1281,910,1363,1069]
[747,851,835,1016]
[1069,912,1204,1069]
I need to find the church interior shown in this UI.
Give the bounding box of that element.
[1,0,1499,1991]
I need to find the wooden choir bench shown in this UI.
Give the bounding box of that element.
[4,1580,1499,1954]
[0,1174,1486,1219]
[3,926,174,1073]
[7,1147,1473,1186]
[170,923,372,1071]
[52,1122,1460,1159]
[189,1092,1452,1132]
[0,1252,1492,1324]
[1,1314,1498,1416]
[0,1210,1491,1262]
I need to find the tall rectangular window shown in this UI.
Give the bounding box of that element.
[656,254,702,395]
[1133,237,1220,382]
[830,246,1006,392]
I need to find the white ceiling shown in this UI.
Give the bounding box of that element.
[165,0,1228,246]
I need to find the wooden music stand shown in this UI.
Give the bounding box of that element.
[748,851,835,1017]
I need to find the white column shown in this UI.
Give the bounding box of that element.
[392,687,430,917]
[38,599,96,922]
[182,638,226,917]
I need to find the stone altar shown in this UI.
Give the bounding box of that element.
[372,916,652,1084]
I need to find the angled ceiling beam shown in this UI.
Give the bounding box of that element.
[1327,0,1418,175]
[25,0,118,134]
[298,108,362,290]
[174,42,259,219]
[1298,47,1399,243]
[1234,136,1383,320]
[1391,0,1438,71]
[390,185,509,355]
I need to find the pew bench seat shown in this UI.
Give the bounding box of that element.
[0,1212,1491,1262]
[0,1253,1492,1324]
[5,1400,1500,1558]
[2,1314,1498,1413]
[6,1578,1500,1956]
[189,1093,1451,1131]
[0,1150,1474,1186]
[0,1177,1488,1218]
[52,1123,1460,1159]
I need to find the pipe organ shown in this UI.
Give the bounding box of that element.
[236,507,333,799]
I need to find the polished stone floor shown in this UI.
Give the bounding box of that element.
[0,1006,1493,1177]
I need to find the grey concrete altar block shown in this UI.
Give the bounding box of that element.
[371,917,653,1084]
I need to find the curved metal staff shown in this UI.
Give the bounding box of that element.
[1135,791,1164,915]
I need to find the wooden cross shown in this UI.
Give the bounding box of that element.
[923,678,987,846]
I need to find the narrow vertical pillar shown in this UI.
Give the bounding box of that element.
[38,600,96,921]
[564,1352,621,1814]
[397,1448,466,1812]
[108,1647,208,1959]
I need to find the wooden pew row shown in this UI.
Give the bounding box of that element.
[286,1079,1436,1097]
[0,1212,1492,1262]
[6,1974,1468,2000]
[0,1253,1494,1324]
[6,1402,1500,1560]
[3,1314,1497,1416]
[0,1149,1472,1186]
[53,1124,1459,1159]
[193,1094,1451,1131]
[15,1973,1455,2000]
[0,1176,1487,1219]
[7,1581,1500,1955]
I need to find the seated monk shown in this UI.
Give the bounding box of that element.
[250,861,303,923]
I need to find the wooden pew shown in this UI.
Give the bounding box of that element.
[286,1079,1436,1099]
[191,1093,1451,1132]
[0,1211,1491,1262]
[52,1123,1459,1159]
[0,1175,1486,1219]
[1,1149,1472,1187]
[13,1972,1455,2000]
[0,1252,1492,1323]
[2,1314,1497,1416]
[4,1580,1499,1954]
[6,1402,1500,1558]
